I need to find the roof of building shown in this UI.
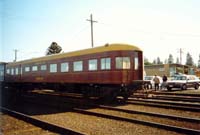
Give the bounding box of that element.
[8,43,142,66]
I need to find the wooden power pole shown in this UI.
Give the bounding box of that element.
[86,14,97,48]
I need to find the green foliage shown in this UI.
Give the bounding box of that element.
[185,52,194,66]
[46,42,62,55]
[168,54,174,64]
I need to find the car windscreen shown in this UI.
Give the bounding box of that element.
[145,76,153,80]
[174,76,187,80]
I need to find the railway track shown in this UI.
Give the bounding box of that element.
[72,106,200,135]
[5,90,200,134]
[132,91,200,103]
[127,98,200,112]
[0,106,84,135]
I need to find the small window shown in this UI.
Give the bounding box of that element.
[115,57,130,69]
[41,65,47,71]
[25,67,30,72]
[15,68,19,75]
[134,57,139,70]
[134,52,139,70]
[32,66,38,71]
[50,64,57,73]
[6,69,10,74]
[73,61,83,71]
[11,68,14,75]
[61,62,69,72]
[88,59,97,71]
[101,58,111,70]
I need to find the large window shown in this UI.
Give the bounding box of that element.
[32,66,38,71]
[41,65,47,71]
[115,57,130,69]
[6,69,10,74]
[73,61,83,71]
[25,67,30,72]
[15,68,19,75]
[50,64,57,73]
[61,62,69,72]
[11,68,14,75]
[88,59,97,71]
[101,58,111,70]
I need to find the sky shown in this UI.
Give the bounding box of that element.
[1,0,200,65]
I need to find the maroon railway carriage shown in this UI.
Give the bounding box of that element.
[4,43,143,99]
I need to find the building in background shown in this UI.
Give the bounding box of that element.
[145,64,195,77]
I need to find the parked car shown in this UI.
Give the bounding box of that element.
[144,76,163,89]
[166,75,200,90]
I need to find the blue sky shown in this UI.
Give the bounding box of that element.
[1,0,200,64]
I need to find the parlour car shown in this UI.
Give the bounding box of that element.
[4,43,143,100]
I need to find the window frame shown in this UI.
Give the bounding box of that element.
[101,57,111,70]
[61,62,69,72]
[40,65,47,71]
[88,59,98,71]
[32,65,38,71]
[73,61,83,72]
[50,64,57,73]
[115,57,130,69]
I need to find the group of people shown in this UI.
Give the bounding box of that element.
[153,74,168,91]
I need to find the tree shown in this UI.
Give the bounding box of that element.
[156,57,163,64]
[198,54,200,68]
[144,57,153,65]
[168,54,174,64]
[185,52,194,66]
[153,59,157,64]
[46,42,62,55]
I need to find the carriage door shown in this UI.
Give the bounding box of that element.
[133,52,143,80]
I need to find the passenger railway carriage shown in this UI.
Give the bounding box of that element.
[4,43,143,100]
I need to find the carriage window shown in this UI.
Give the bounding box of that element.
[61,62,69,72]
[15,68,19,75]
[115,57,130,69]
[6,69,10,74]
[134,58,139,70]
[0,71,3,76]
[101,58,111,70]
[73,61,83,71]
[25,67,30,72]
[41,65,47,71]
[11,68,14,75]
[32,66,38,71]
[50,64,57,73]
[88,59,97,71]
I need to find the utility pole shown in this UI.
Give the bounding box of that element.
[86,14,97,48]
[13,49,19,62]
[179,48,183,64]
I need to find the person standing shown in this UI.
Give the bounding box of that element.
[153,75,160,91]
[161,74,168,90]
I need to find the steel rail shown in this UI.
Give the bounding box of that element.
[97,105,200,123]
[127,100,200,112]
[147,91,200,97]
[128,98,200,108]
[73,108,200,135]
[141,95,200,103]
[0,107,84,135]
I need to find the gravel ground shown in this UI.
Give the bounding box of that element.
[0,112,58,135]
[35,111,183,135]
[88,108,200,130]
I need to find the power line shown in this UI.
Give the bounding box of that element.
[86,14,97,48]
